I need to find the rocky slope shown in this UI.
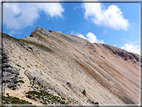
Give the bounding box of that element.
[2,27,140,105]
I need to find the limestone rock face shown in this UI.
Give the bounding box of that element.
[2,27,140,105]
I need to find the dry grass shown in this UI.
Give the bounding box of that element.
[19,39,53,52]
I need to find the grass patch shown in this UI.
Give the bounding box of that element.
[2,33,19,41]
[19,39,53,52]
[2,95,32,104]
[3,33,53,52]
[25,82,67,105]
[26,90,66,104]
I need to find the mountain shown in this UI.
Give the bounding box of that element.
[2,27,140,105]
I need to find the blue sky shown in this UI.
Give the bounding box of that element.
[2,2,140,55]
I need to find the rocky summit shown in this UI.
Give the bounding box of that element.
[2,27,140,105]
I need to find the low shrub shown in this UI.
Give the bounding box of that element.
[16,64,21,67]
[2,95,32,104]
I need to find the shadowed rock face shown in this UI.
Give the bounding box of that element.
[102,44,139,62]
[2,27,140,105]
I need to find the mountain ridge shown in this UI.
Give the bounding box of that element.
[2,27,140,105]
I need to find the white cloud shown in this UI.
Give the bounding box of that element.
[8,30,21,36]
[103,30,108,35]
[121,43,140,55]
[73,6,80,10]
[3,3,64,29]
[86,32,104,43]
[76,33,86,39]
[9,30,16,36]
[71,31,104,43]
[113,45,116,47]
[34,3,64,17]
[82,3,129,30]
[57,31,61,33]
[71,31,86,39]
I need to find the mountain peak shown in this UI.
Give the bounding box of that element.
[2,27,140,105]
[30,27,53,38]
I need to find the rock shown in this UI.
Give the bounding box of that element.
[82,90,86,96]
[35,27,52,37]
[102,44,139,62]
[94,102,99,104]
[67,82,71,88]
[28,46,33,50]
[49,30,53,33]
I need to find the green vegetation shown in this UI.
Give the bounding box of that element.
[17,80,24,83]
[14,80,24,84]
[27,65,31,68]
[19,56,21,59]
[2,33,19,41]
[23,71,70,105]
[26,89,66,104]
[3,32,53,52]
[8,85,16,90]
[19,39,53,52]
[24,77,67,105]
[2,94,32,104]
[16,64,21,67]
[16,63,25,69]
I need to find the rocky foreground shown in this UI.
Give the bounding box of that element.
[2,27,140,105]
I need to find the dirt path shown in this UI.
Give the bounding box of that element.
[5,89,42,105]
[4,69,43,105]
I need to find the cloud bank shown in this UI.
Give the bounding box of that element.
[86,32,104,43]
[71,31,104,43]
[121,43,140,55]
[3,3,64,29]
[82,3,129,30]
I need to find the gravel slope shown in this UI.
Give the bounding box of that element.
[2,27,140,105]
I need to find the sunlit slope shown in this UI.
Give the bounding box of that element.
[2,27,140,105]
